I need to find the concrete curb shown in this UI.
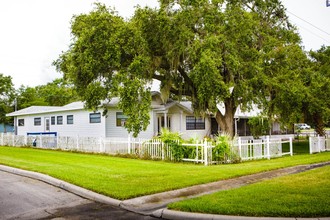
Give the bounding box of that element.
[154,209,330,220]
[1,164,329,220]
[0,165,122,207]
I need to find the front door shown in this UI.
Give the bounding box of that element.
[45,118,50,132]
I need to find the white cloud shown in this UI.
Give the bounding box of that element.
[0,0,328,88]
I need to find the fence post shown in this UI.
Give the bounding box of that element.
[128,135,131,154]
[99,137,103,153]
[12,134,15,146]
[0,133,3,146]
[309,136,313,154]
[317,135,321,153]
[266,136,270,160]
[76,135,79,150]
[195,141,198,163]
[289,137,293,156]
[238,137,242,159]
[204,139,208,166]
[161,141,165,161]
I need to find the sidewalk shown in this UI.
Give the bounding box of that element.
[1,162,329,220]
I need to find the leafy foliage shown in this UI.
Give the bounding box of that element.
[302,46,330,136]
[0,74,15,125]
[54,1,304,137]
[158,128,183,161]
[247,116,270,138]
[15,78,79,109]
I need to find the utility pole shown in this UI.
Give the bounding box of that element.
[14,98,17,135]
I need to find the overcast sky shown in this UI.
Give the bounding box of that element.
[0,0,329,88]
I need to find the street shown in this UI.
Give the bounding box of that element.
[0,170,158,220]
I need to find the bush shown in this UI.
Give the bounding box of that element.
[212,133,232,163]
[248,116,269,139]
[159,128,184,161]
[212,133,241,164]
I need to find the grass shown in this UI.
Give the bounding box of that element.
[0,146,329,200]
[283,140,309,154]
[168,165,330,217]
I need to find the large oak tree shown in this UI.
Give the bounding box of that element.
[55,0,303,137]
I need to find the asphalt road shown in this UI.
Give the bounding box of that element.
[0,170,159,220]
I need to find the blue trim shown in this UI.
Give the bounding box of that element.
[27,132,57,137]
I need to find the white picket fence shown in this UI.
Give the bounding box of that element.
[309,136,330,154]
[235,136,293,160]
[0,133,292,165]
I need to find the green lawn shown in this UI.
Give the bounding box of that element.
[168,165,330,217]
[0,146,329,200]
[283,140,309,154]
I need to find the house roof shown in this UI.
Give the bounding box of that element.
[6,106,63,117]
[6,92,164,117]
[6,90,262,118]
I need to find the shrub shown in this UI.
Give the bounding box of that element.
[248,116,269,139]
[212,133,232,163]
[159,128,184,161]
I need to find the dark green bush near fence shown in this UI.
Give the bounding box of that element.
[212,134,240,164]
[159,128,184,161]
[159,129,240,164]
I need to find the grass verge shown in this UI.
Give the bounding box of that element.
[0,146,329,200]
[168,165,330,217]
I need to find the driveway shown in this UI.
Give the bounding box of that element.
[0,170,158,220]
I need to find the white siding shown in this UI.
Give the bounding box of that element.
[105,109,155,138]
[167,106,210,140]
[16,110,106,137]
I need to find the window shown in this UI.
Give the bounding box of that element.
[51,116,55,125]
[34,117,41,126]
[67,115,74,124]
[116,112,128,127]
[45,118,50,131]
[57,116,63,125]
[186,116,205,130]
[18,119,24,126]
[90,113,101,123]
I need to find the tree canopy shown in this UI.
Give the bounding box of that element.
[0,73,15,125]
[55,0,305,137]
[303,46,330,136]
[15,78,80,110]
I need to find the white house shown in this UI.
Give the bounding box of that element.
[6,92,211,140]
[7,91,284,140]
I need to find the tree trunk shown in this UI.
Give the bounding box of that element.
[313,113,325,136]
[215,97,237,138]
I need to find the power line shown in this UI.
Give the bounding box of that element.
[287,10,330,36]
[298,24,330,44]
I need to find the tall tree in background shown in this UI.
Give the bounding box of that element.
[37,78,80,106]
[0,73,15,128]
[15,78,80,109]
[15,86,48,109]
[55,0,303,137]
[303,46,330,136]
